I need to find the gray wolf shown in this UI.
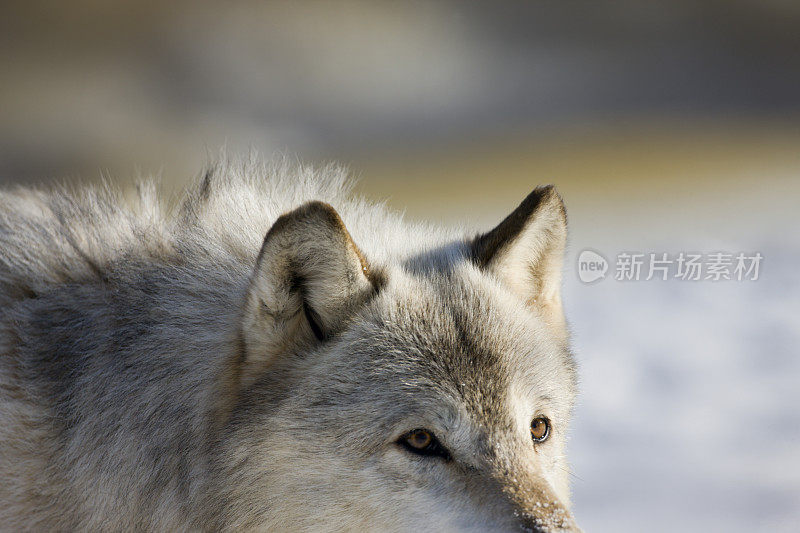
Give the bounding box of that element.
[0,158,580,531]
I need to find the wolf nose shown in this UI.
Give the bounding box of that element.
[511,501,581,533]
[502,487,581,532]
[516,511,582,533]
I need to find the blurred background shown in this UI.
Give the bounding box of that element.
[2,1,798,531]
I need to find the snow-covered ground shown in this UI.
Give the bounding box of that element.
[566,236,800,531]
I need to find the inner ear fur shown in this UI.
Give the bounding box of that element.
[240,201,380,386]
[471,185,567,324]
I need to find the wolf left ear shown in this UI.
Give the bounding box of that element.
[240,201,379,387]
[471,186,567,326]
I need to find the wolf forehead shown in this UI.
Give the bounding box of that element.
[320,265,577,422]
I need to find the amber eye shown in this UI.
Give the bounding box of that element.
[398,429,451,460]
[405,429,432,449]
[530,416,550,443]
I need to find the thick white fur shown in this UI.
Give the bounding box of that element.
[0,156,579,532]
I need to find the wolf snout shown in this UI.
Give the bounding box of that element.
[495,473,581,533]
[515,506,582,533]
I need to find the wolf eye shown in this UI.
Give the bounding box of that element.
[530,417,550,443]
[398,429,451,460]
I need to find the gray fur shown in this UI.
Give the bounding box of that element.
[0,157,579,532]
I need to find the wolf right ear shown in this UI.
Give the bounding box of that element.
[240,201,379,387]
[471,186,567,329]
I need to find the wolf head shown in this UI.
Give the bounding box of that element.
[223,186,579,532]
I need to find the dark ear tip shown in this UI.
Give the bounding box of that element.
[526,185,566,221]
[259,200,350,264]
[291,200,345,226]
[529,184,558,201]
[471,184,567,268]
[266,201,347,238]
